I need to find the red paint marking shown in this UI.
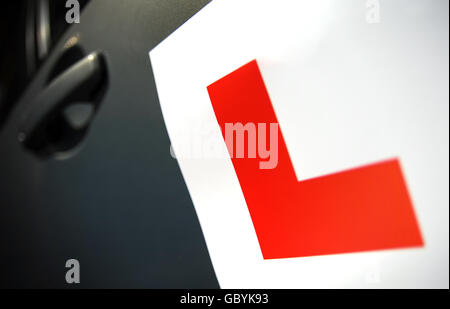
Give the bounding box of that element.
[207,60,423,259]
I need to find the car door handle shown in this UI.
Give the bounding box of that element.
[19,51,107,158]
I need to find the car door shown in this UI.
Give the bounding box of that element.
[0,0,218,288]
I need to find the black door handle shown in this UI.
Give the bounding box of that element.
[19,51,107,158]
